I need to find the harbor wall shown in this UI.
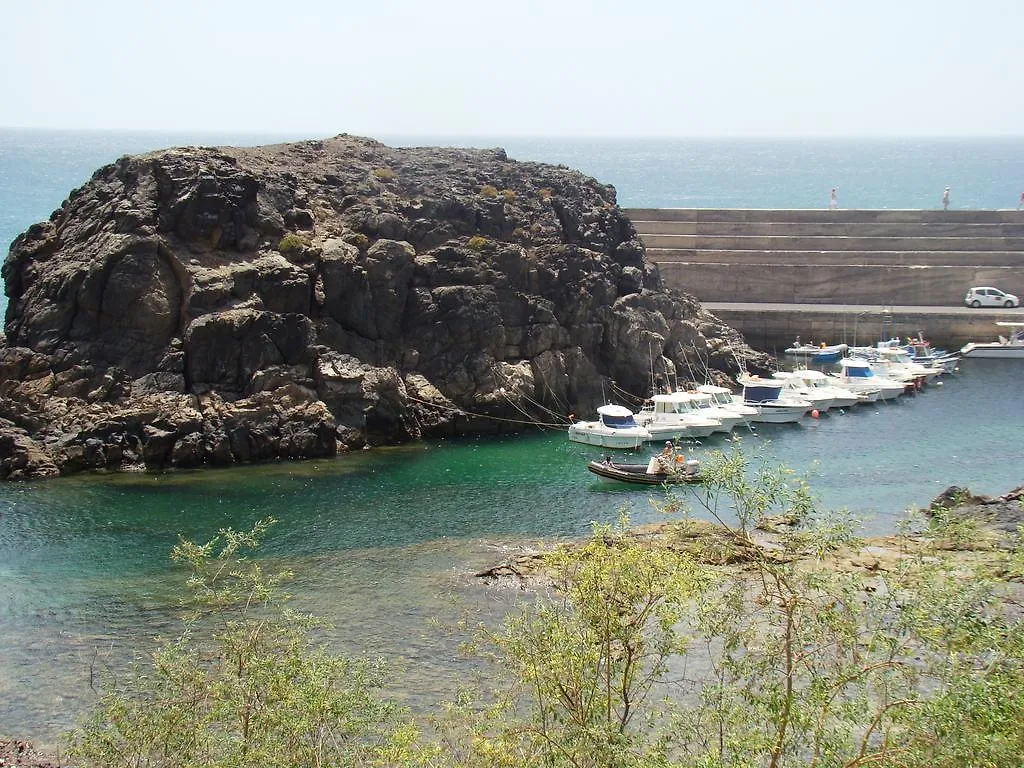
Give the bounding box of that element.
[626,208,1024,307]
[625,208,1024,351]
[703,304,1011,352]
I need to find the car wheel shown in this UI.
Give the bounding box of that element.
[970,300,981,307]
[1006,300,1015,307]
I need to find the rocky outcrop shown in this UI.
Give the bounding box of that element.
[931,485,1024,534]
[0,135,769,479]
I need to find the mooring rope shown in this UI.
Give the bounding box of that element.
[403,393,570,429]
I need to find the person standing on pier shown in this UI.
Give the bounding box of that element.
[942,186,950,210]
[1017,191,1023,210]
[829,187,838,210]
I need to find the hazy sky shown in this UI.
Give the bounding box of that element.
[1,0,1021,137]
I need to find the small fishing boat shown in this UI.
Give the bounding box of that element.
[959,322,1024,359]
[830,358,906,400]
[635,392,722,439]
[568,404,652,448]
[738,376,813,423]
[695,384,759,423]
[587,452,702,485]
[783,340,849,364]
[786,369,860,409]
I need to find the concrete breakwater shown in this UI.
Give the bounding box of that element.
[625,208,1024,351]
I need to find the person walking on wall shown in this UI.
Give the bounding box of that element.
[942,186,950,210]
[1017,191,1024,211]
[829,187,838,210]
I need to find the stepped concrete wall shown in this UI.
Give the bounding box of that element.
[626,208,1024,307]
[626,208,1024,351]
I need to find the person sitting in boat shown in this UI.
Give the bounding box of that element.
[647,442,676,474]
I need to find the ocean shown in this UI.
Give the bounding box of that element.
[2,130,1024,747]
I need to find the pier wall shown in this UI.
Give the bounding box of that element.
[704,304,1011,352]
[625,208,1024,351]
[626,208,1024,307]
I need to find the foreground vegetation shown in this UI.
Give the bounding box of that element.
[67,449,1024,767]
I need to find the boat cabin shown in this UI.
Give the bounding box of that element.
[596,404,641,429]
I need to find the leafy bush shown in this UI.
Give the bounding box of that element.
[479,184,498,198]
[501,189,516,202]
[372,167,395,180]
[67,521,422,768]
[467,235,487,250]
[277,233,310,253]
[449,450,1024,768]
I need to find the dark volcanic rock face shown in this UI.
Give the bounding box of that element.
[0,135,769,479]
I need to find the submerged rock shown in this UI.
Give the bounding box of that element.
[1,135,769,478]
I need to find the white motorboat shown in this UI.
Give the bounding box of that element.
[959,322,1024,359]
[695,384,759,424]
[785,369,860,409]
[831,358,906,400]
[903,338,960,373]
[870,346,942,387]
[635,392,722,440]
[568,404,651,448]
[738,376,812,423]
[687,390,745,432]
[771,371,836,412]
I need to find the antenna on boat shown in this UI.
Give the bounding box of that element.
[649,340,657,395]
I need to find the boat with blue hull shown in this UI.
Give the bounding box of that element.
[784,341,849,364]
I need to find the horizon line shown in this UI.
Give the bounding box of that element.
[2,126,1024,142]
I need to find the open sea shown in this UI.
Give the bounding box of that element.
[2,130,1024,748]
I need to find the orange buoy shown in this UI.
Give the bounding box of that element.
[810,409,820,419]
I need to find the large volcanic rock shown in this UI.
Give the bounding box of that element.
[0,135,769,479]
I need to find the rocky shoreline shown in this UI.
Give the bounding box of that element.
[1,135,770,480]
[0,739,61,768]
[476,484,1024,586]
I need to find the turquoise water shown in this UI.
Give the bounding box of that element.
[3,358,1024,745]
[3,131,1024,745]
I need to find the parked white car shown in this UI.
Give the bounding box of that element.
[964,286,1020,308]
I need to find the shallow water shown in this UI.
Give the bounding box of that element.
[2,357,1022,747]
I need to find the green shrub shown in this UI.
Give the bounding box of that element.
[501,189,516,202]
[67,521,423,768]
[372,167,395,181]
[479,184,498,198]
[277,233,310,253]
[467,235,487,250]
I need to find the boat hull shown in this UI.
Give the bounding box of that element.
[748,404,808,423]
[587,460,701,485]
[641,421,720,440]
[959,344,1024,359]
[568,424,648,448]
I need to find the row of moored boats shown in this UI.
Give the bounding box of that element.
[568,338,961,449]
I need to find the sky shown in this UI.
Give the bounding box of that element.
[1,0,1022,138]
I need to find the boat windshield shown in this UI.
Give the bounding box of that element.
[845,365,874,378]
[601,414,638,429]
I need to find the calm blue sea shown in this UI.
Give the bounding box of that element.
[2,130,1024,747]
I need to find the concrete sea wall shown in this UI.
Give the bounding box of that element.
[626,208,1024,351]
